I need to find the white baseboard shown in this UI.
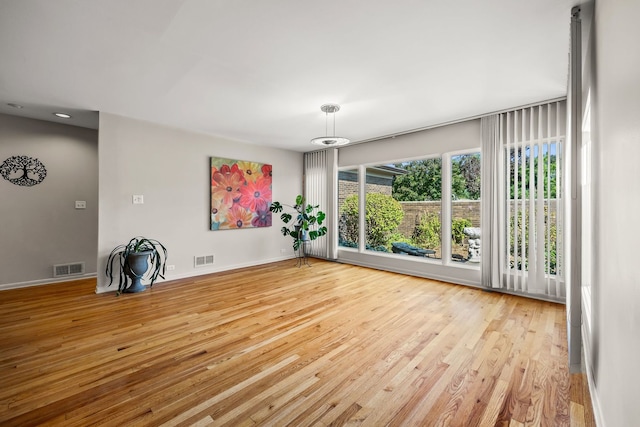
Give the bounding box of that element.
[335,256,482,289]
[0,273,97,292]
[95,255,296,294]
[582,322,605,427]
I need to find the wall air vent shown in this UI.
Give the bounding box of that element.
[53,262,85,278]
[194,254,215,268]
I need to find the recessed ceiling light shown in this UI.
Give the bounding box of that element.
[7,103,24,109]
[54,112,72,119]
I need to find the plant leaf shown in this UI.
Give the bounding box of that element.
[105,236,167,295]
[269,201,283,213]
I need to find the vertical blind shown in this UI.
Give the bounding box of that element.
[483,101,566,300]
[500,101,565,298]
[304,148,338,259]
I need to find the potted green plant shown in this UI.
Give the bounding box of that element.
[269,195,327,251]
[105,236,168,295]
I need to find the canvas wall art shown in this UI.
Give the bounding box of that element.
[210,157,272,230]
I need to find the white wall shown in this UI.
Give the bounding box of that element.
[97,113,303,293]
[0,114,98,288]
[338,119,481,168]
[586,0,640,425]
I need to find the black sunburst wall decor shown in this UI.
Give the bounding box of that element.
[0,155,47,187]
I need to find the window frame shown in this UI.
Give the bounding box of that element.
[337,149,481,271]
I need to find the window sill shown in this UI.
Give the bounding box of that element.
[339,247,481,269]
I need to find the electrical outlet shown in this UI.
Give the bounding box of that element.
[166,265,175,271]
[132,195,144,204]
[280,249,287,254]
[75,201,86,209]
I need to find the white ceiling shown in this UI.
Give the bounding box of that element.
[0,0,575,152]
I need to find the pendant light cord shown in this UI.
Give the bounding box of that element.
[325,110,329,137]
[323,108,337,137]
[332,110,336,137]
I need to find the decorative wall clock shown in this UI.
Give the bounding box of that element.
[0,155,47,187]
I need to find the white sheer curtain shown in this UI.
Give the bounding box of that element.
[482,101,566,300]
[481,115,505,288]
[304,148,338,259]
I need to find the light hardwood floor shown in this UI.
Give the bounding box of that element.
[0,260,595,426]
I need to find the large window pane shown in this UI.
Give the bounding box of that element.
[363,166,406,253]
[451,153,481,264]
[338,169,359,249]
[358,159,443,258]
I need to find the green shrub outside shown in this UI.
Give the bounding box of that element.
[386,232,412,247]
[338,209,359,244]
[412,213,441,249]
[452,218,472,245]
[340,194,480,258]
[412,215,475,251]
[340,193,404,248]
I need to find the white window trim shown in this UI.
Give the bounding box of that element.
[338,149,482,271]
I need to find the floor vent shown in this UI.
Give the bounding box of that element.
[194,254,215,268]
[53,262,85,278]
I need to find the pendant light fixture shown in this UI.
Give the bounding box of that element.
[310,104,350,146]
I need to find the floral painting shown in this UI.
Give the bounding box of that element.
[211,157,272,230]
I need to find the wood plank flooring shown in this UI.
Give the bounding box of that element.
[0,260,595,426]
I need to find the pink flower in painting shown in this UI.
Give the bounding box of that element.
[238,177,272,212]
[220,163,244,180]
[211,164,243,183]
[251,208,272,227]
[211,196,230,224]
[211,159,273,230]
[211,166,217,184]
[237,161,262,183]
[211,167,244,206]
[261,164,272,178]
[223,205,254,229]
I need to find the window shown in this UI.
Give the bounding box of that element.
[451,153,481,263]
[355,163,443,257]
[493,102,565,299]
[391,159,442,259]
[338,169,359,249]
[506,142,560,277]
[339,158,448,260]
[337,152,483,270]
[362,166,406,253]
